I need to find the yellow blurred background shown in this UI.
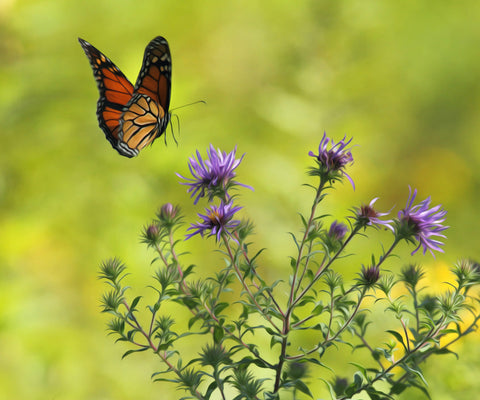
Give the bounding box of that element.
[1,1,479,399]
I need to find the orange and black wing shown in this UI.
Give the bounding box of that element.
[113,36,172,156]
[135,36,172,111]
[78,38,135,157]
[119,93,164,154]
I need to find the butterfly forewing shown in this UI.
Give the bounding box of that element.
[135,36,172,114]
[78,38,134,151]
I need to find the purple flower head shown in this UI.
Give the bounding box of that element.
[145,224,160,241]
[160,203,177,219]
[309,132,355,189]
[396,188,448,257]
[186,201,242,241]
[354,198,394,231]
[328,220,348,241]
[359,264,381,287]
[156,203,181,229]
[159,203,180,222]
[178,145,253,204]
[324,220,348,253]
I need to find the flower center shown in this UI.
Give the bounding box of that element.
[208,209,223,224]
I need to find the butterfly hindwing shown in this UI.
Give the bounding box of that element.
[79,36,172,157]
[119,93,162,156]
[78,38,134,154]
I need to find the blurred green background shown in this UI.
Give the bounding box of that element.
[1,0,479,399]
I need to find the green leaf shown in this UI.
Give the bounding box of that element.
[249,248,266,263]
[289,256,297,270]
[312,302,325,315]
[126,328,139,341]
[214,302,229,315]
[408,380,432,399]
[288,233,300,251]
[236,356,272,369]
[403,364,428,386]
[183,264,196,277]
[270,334,283,349]
[204,381,218,399]
[386,330,405,348]
[433,347,459,359]
[158,341,175,351]
[130,296,142,312]
[182,296,200,310]
[213,326,224,343]
[294,380,313,398]
[390,381,408,395]
[320,378,337,400]
[295,295,316,307]
[353,371,363,387]
[438,328,458,336]
[344,383,356,397]
[349,362,367,379]
[188,315,200,329]
[304,357,333,373]
[239,304,250,319]
[122,346,149,359]
[366,386,392,400]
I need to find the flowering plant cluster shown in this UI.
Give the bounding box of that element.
[99,134,480,399]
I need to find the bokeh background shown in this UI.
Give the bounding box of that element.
[1,1,479,399]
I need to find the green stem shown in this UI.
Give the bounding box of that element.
[288,181,325,307]
[223,235,281,333]
[233,230,285,318]
[291,227,358,310]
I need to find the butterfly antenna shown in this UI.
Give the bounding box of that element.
[166,100,204,146]
[165,113,180,146]
[170,100,206,112]
[163,100,203,146]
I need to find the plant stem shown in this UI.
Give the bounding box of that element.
[288,181,325,307]
[224,236,281,333]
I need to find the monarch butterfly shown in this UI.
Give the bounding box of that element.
[78,36,172,157]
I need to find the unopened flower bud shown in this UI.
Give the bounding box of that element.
[157,203,181,229]
[400,264,424,289]
[160,203,177,220]
[360,265,380,287]
[329,220,348,241]
[145,224,160,241]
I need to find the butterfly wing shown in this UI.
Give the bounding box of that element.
[121,36,172,149]
[78,38,135,156]
[135,36,172,108]
[119,93,164,156]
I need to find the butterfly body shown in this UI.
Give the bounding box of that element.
[78,36,172,157]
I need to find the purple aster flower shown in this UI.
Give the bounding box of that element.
[396,188,448,256]
[177,145,253,204]
[354,198,394,231]
[186,201,242,241]
[309,132,355,189]
[328,220,348,241]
